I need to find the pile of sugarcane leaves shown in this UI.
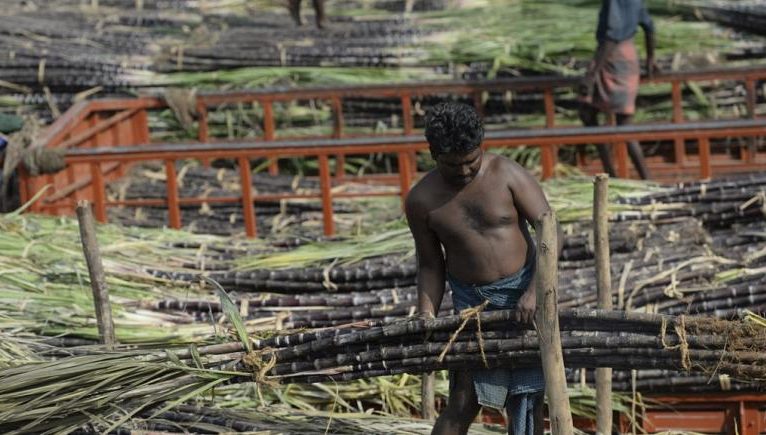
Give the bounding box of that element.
[1,294,765,434]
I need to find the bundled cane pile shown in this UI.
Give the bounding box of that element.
[1,307,764,433]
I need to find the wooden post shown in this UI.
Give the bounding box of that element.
[534,210,573,435]
[593,174,613,435]
[76,200,116,349]
[421,372,436,420]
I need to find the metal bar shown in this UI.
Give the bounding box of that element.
[262,100,278,175]
[263,100,276,140]
[238,156,257,238]
[402,94,414,135]
[56,109,139,150]
[36,100,91,148]
[544,88,556,128]
[43,162,121,204]
[615,141,629,178]
[541,145,556,180]
[164,159,181,229]
[89,163,107,223]
[133,109,150,144]
[699,137,712,179]
[88,97,165,112]
[318,154,335,235]
[397,151,412,206]
[65,119,766,154]
[193,66,766,105]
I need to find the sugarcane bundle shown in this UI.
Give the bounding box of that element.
[77,403,495,435]
[1,308,764,433]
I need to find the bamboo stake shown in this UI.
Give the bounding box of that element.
[534,210,573,435]
[421,372,436,420]
[594,174,612,435]
[76,200,116,349]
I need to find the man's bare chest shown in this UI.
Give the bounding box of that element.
[428,187,518,236]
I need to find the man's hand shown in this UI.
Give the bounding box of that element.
[418,310,436,341]
[645,57,660,80]
[515,288,536,325]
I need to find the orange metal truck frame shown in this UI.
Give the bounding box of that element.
[21,66,766,230]
[39,118,766,238]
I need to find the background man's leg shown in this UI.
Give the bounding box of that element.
[288,0,302,26]
[579,105,617,177]
[312,0,326,28]
[432,371,481,435]
[617,113,650,179]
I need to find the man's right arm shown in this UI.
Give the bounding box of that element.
[405,193,446,318]
[639,4,659,79]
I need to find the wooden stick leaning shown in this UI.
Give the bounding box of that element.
[594,174,613,435]
[76,200,117,349]
[421,372,436,420]
[534,210,574,435]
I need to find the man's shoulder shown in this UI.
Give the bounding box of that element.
[486,152,524,175]
[406,170,442,213]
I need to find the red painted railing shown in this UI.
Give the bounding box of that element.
[38,118,766,237]
[19,65,766,234]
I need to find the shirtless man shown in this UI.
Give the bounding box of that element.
[405,102,562,435]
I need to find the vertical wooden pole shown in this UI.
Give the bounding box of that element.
[593,174,613,435]
[534,210,573,435]
[421,373,436,420]
[76,200,116,349]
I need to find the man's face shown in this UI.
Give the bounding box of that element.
[435,147,483,187]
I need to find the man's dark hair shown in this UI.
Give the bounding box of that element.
[424,102,484,158]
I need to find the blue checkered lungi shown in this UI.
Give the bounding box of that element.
[447,246,545,435]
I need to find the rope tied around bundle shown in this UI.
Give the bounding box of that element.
[438,300,490,368]
[242,348,278,386]
[660,314,691,370]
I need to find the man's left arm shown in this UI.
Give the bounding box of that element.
[507,162,564,324]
